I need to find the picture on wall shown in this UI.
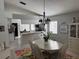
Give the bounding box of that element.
[0,26,5,32]
[60,22,68,33]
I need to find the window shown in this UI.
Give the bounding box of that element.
[25,24,30,31]
[49,21,57,34]
[31,24,35,31]
[20,24,30,31]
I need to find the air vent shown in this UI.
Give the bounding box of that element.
[20,1,26,5]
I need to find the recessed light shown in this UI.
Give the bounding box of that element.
[20,1,26,5]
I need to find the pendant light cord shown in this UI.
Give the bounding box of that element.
[43,0,45,23]
[44,0,45,12]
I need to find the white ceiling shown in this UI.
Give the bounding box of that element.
[5,0,79,16]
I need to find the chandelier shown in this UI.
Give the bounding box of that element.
[39,0,51,24]
[35,0,51,31]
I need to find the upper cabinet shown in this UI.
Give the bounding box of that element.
[69,23,79,39]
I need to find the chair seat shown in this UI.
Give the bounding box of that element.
[42,50,59,59]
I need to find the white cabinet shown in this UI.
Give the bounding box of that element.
[68,23,79,57]
[69,23,79,39]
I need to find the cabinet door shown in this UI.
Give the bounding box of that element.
[70,25,76,37]
[77,25,79,38]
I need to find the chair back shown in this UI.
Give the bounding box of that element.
[29,41,44,59]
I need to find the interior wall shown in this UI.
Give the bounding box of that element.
[0,0,9,46]
[13,14,40,24]
[21,20,39,24]
[5,11,12,18]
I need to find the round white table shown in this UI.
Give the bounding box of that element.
[32,39,63,51]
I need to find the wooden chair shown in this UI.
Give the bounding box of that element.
[29,41,44,59]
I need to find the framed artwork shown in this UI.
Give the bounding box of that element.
[60,22,68,33]
[0,26,5,32]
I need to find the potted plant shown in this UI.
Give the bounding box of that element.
[43,32,52,42]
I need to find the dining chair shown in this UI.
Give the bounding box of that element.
[57,44,68,59]
[42,50,52,59]
[42,50,59,59]
[29,41,44,59]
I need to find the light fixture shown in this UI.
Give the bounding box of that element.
[39,0,51,24]
[35,0,51,31]
[38,0,51,32]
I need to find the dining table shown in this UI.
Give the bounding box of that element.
[32,39,63,59]
[32,39,63,51]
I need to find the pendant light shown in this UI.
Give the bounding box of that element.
[39,0,51,24]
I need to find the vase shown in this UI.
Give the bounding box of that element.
[44,39,48,42]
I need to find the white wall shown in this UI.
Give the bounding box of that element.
[13,14,40,24]
[21,20,39,24]
[5,11,12,18]
[0,0,9,46]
